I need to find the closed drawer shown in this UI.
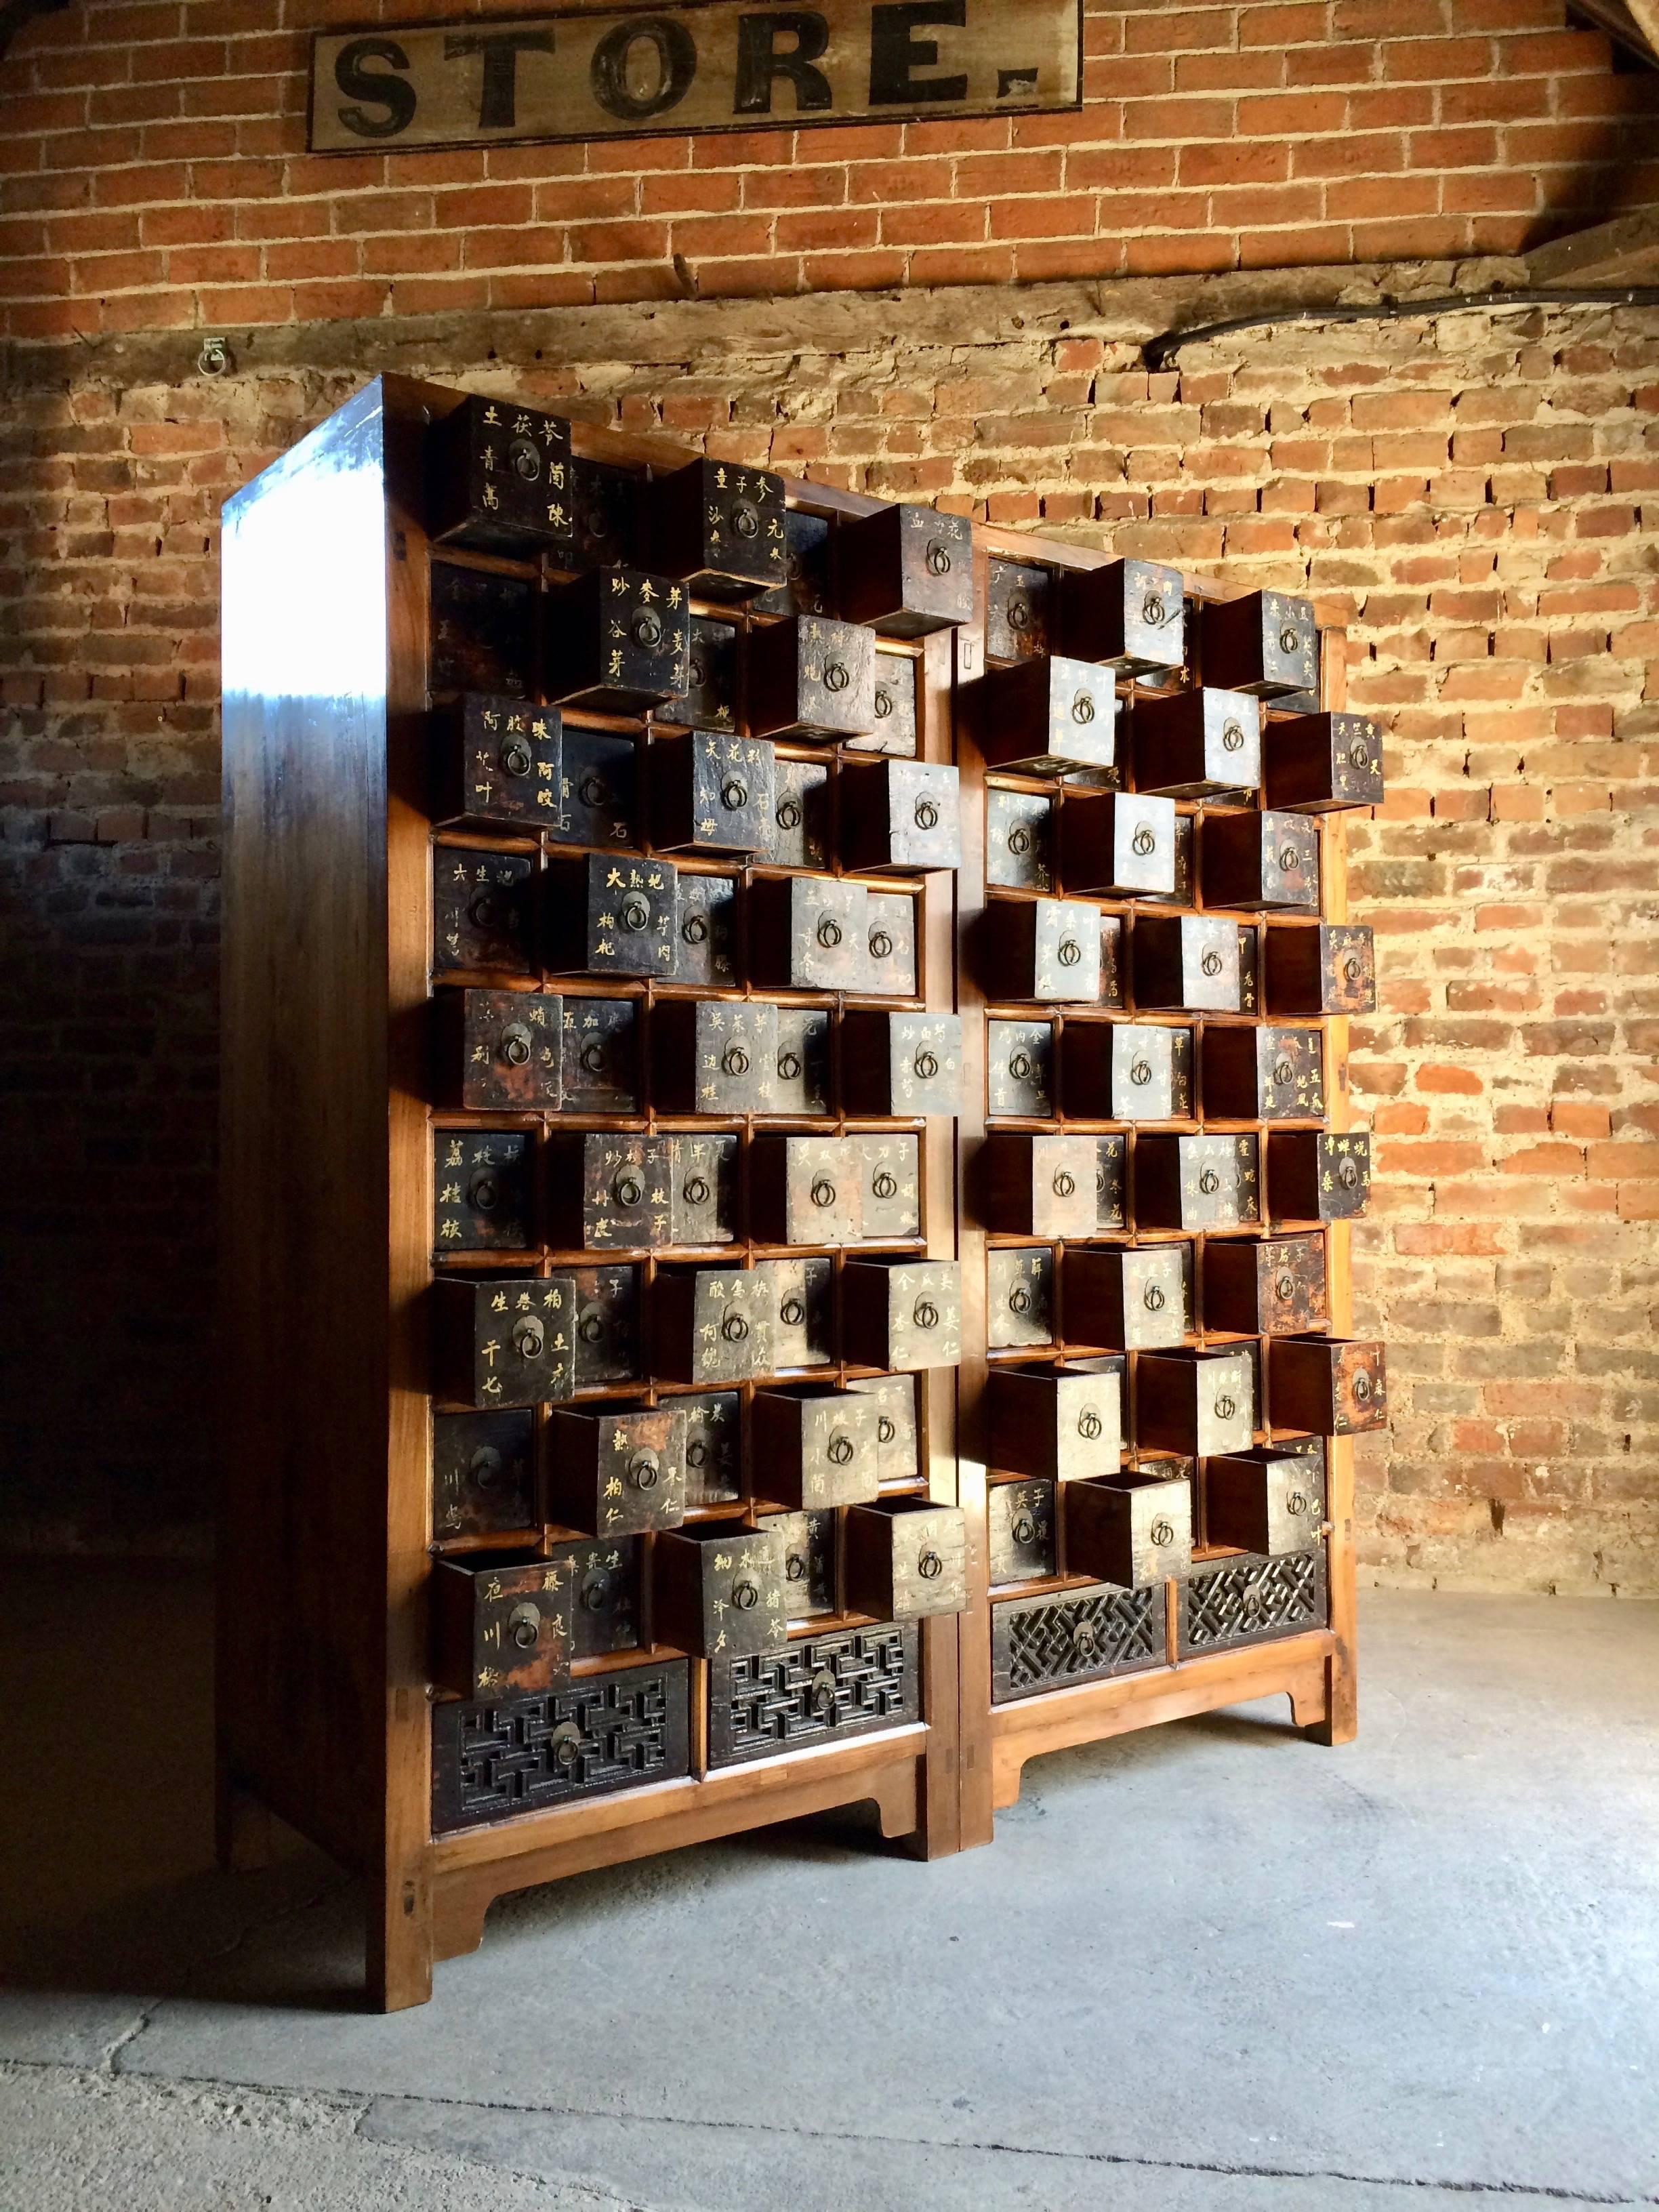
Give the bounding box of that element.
[1179,1547,1328,1658]
[991,1583,1165,1704]
[988,1478,1058,1586]
[707,1622,920,1769]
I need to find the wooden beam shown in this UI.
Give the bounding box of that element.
[1527,205,1659,284]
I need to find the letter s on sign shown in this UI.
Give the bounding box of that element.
[334,37,417,140]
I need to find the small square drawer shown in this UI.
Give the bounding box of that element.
[1136,1347,1257,1458]
[1204,1441,1327,1558]
[654,731,773,857]
[841,1010,963,1117]
[842,1258,962,1372]
[1096,1134,1128,1229]
[1132,914,1244,1015]
[567,455,640,573]
[1265,921,1376,1017]
[1268,1334,1388,1435]
[429,396,574,558]
[846,651,919,757]
[836,502,975,638]
[430,560,534,700]
[1180,1546,1328,1658]
[1130,687,1261,799]
[1059,793,1179,899]
[846,1374,920,1485]
[1204,1233,1328,1337]
[747,614,878,741]
[670,1134,738,1248]
[1200,588,1319,700]
[432,1408,535,1540]
[748,876,868,992]
[989,1479,1058,1586]
[1059,556,1186,676]
[1263,711,1384,814]
[865,890,918,996]
[646,456,787,600]
[1062,1245,1187,1352]
[655,1266,775,1385]
[856,1132,922,1242]
[653,1521,789,1658]
[764,756,832,867]
[434,695,562,832]
[560,997,639,1114]
[545,565,692,716]
[987,787,1054,891]
[987,1356,1125,1481]
[988,1019,1056,1119]
[433,1130,534,1253]
[752,1385,882,1509]
[991,1582,1164,1703]
[983,897,1102,1005]
[1060,1021,1190,1122]
[651,997,777,1115]
[431,1551,572,1700]
[843,1497,969,1620]
[1267,1130,1372,1222]
[973,655,1120,779]
[546,1132,668,1252]
[762,1254,835,1369]
[1204,1025,1326,1121]
[1100,916,1127,1015]
[1202,810,1320,912]
[1132,1132,1261,1233]
[547,1404,687,1537]
[552,729,638,851]
[754,506,833,618]
[544,853,678,981]
[775,1004,833,1115]
[842,760,962,874]
[986,558,1055,663]
[433,1275,576,1408]
[433,845,537,977]
[569,1265,642,1388]
[546,1535,643,1659]
[988,1245,1057,1351]
[750,1134,862,1247]
[759,1508,838,1618]
[434,988,562,1110]
[979,1132,1098,1240]
[680,1389,743,1507]
[1065,1471,1193,1589]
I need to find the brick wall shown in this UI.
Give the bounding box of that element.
[1,0,1656,1584]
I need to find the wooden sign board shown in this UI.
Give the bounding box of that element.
[308,1,1082,154]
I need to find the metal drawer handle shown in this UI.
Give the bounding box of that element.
[509,438,541,483]
[468,1171,501,1212]
[507,1602,541,1650]
[1130,1059,1153,1087]
[722,1312,750,1343]
[1012,1515,1037,1546]
[633,609,664,649]
[810,1666,838,1717]
[627,1450,661,1492]
[1278,846,1303,875]
[1143,594,1167,628]
[1338,1157,1361,1190]
[719,776,750,813]
[1007,825,1032,857]
[869,928,895,961]
[1242,1584,1265,1616]
[722,1046,750,1076]
[579,771,610,808]
[1221,719,1245,753]
[1199,1168,1220,1196]
[824,661,851,693]
[874,686,895,720]
[1071,691,1097,725]
[686,1437,708,1469]
[786,1553,807,1582]
[1143,1284,1166,1312]
[1008,1285,1031,1315]
[1009,1050,1034,1081]
[1275,1272,1296,1303]
[1279,625,1302,655]
[1071,1620,1099,1658]
[914,1299,940,1332]
[1053,1170,1076,1199]
[619,892,653,933]
[1352,1370,1374,1402]
[778,1049,803,1082]
[580,1574,609,1611]
[873,1170,899,1202]
[578,1311,606,1345]
[1132,826,1157,857]
[579,1040,609,1076]
[468,891,506,931]
[1058,938,1082,968]
[817,917,844,949]
[550,1719,583,1768]
[733,1580,759,1610]
[878,1415,897,1443]
[780,1296,806,1327]
[511,1316,545,1358]
[926,540,954,576]
[683,1174,711,1207]
[1274,1059,1296,1087]
[827,1431,854,1466]
[469,1446,503,1491]
[914,1049,939,1081]
[1214,1395,1237,1421]
[1348,738,1372,770]
[1201,949,1223,977]
[732,499,760,540]
[1007,593,1031,632]
[613,1171,644,1208]
[501,1023,533,1067]
[1286,1492,1309,1517]
[500,738,533,779]
[1343,953,1364,985]
[915,799,939,832]
[777,798,802,831]
[811,1176,838,1210]
[918,1549,944,1580]
[1077,1407,1103,1440]
[1149,1518,1176,1547]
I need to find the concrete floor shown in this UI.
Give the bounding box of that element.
[1,1568,1656,2212]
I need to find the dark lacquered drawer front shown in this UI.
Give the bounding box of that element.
[708,1623,920,1768]
[991,1584,1165,1704]
[432,1660,691,1834]
[1179,1547,1328,1658]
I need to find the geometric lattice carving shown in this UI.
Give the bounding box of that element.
[431,1660,691,1834]
[991,1582,1164,1704]
[1179,1548,1327,1659]
[708,1623,919,1769]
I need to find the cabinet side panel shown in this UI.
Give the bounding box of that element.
[218,382,392,1868]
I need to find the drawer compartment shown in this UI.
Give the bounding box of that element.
[708,1622,921,1768]
[991,1583,1165,1704]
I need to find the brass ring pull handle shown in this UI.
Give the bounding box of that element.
[500,739,533,778]
[1132,826,1157,857]
[1149,1518,1176,1548]
[1201,949,1224,977]
[1058,938,1082,968]
[1242,1584,1265,1615]
[721,1313,750,1343]
[780,1296,805,1327]
[580,1574,609,1611]
[827,1432,854,1466]
[1071,1620,1099,1658]
[874,687,895,719]
[1214,1395,1237,1422]
[823,661,851,693]
[550,1719,583,1768]
[915,799,940,832]
[468,1172,500,1212]
[1275,1273,1296,1303]
[1054,1171,1076,1199]
[686,652,708,691]
[817,918,844,949]
[1130,1059,1153,1087]
[1007,594,1031,631]
[731,500,760,539]
[1286,1492,1309,1517]
[682,1175,710,1207]
[926,541,954,575]
[469,1446,503,1490]
[627,1450,660,1491]
[786,1553,806,1582]
[633,609,664,649]
[1338,1157,1361,1190]
[877,1415,896,1443]
[721,778,749,812]
[686,1438,708,1469]
[873,1170,899,1201]
[1008,1286,1031,1315]
[468,891,505,930]
[1012,1515,1037,1546]
[732,1580,759,1611]
[1279,625,1302,655]
[777,798,802,831]
[501,1023,533,1066]
[1007,825,1032,855]
[508,437,541,483]
[619,893,653,933]
[1279,846,1303,875]
[511,1315,545,1359]
[1343,954,1364,985]
[1078,1408,1103,1439]
[811,1176,838,1210]
[777,1050,802,1081]
[507,1602,541,1650]
[1143,594,1167,627]
[1199,1168,1220,1195]
[869,929,895,960]
[1352,1370,1374,1402]
[1071,692,1097,725]
[809,1666,838,1717]
[579,772,610,808]
[914,1299,940,1332]
[1221,720,1245,753]
[914,1049,939,1081]
[1009,1051,1034,1081]
[1143,1284,1166,1312]
[1273,1060,1296,1087]
[613,1172,644,1208]
[722,1046,750,1076]
[1348,738,1372,769]
[578,1311,605,1345]
[579,1040,609,1076]
[918,1549,944,1580]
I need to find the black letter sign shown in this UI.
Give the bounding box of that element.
[734,12,832,113]
[334,37,417,140]
[443,30,556,129]
[590,16,698,119]
[869,1,968,104]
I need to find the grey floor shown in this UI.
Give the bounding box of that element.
[1,1569,1656,2211]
